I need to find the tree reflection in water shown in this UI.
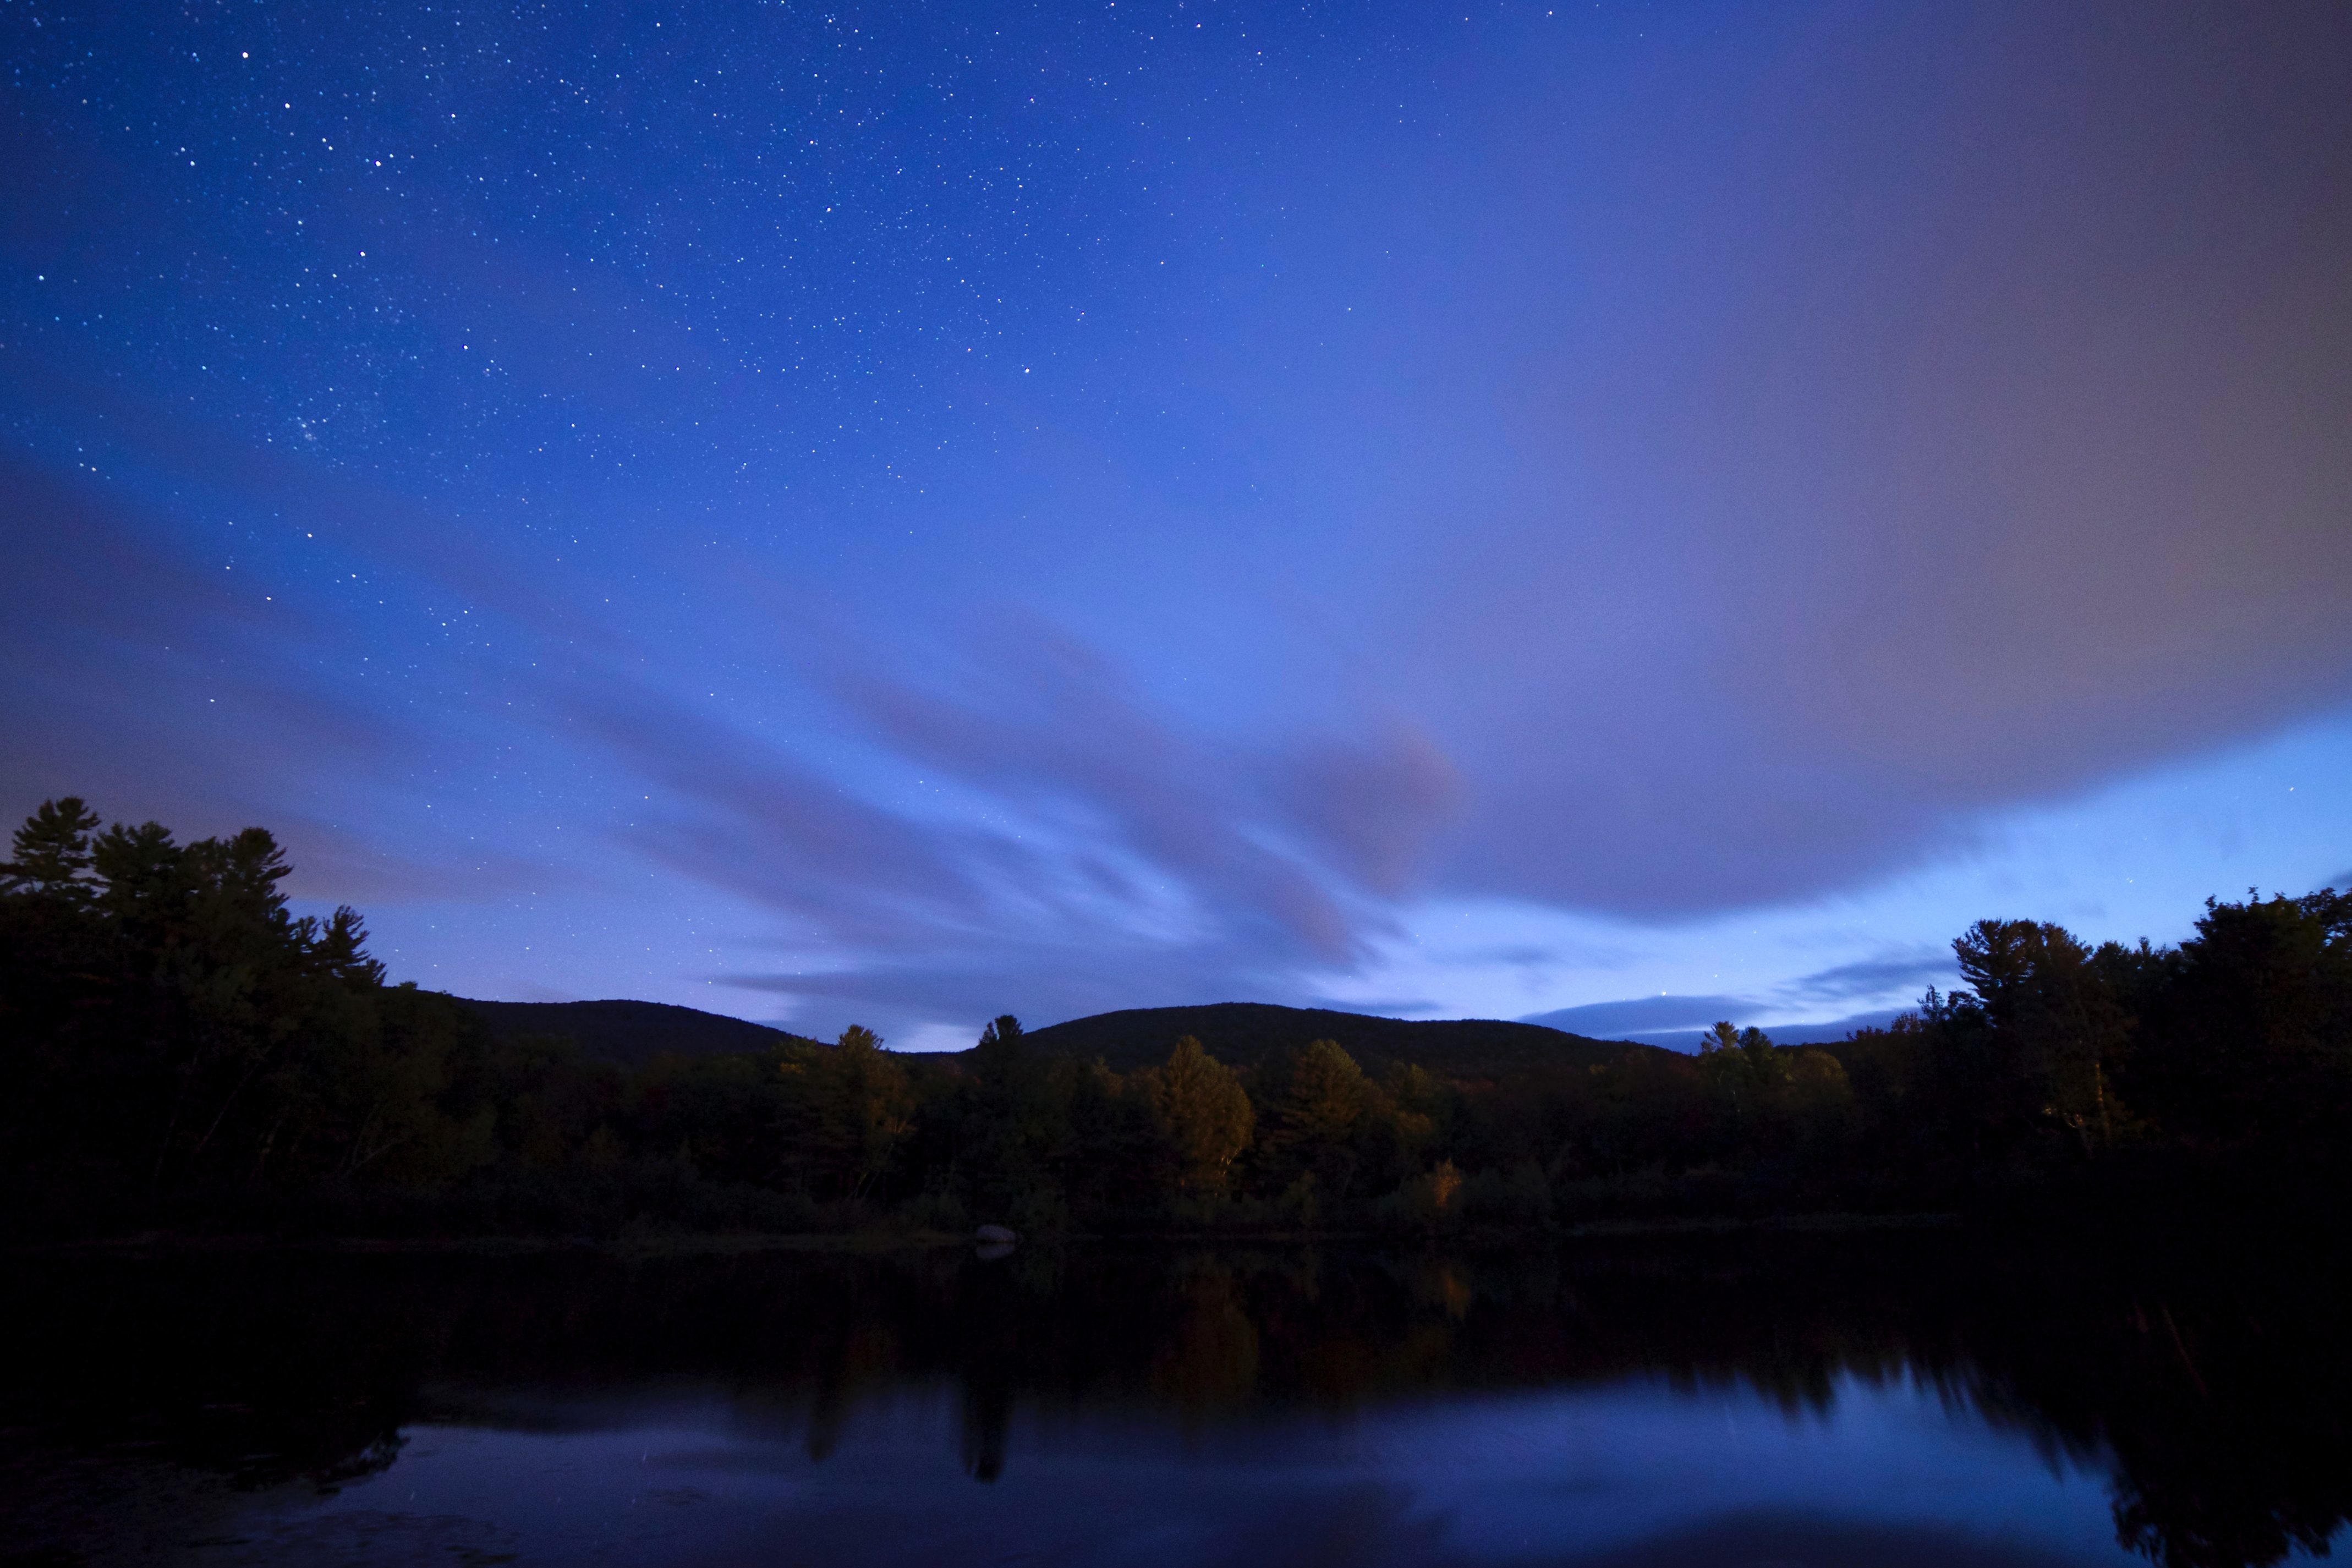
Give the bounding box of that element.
[1,1226,2344,1567]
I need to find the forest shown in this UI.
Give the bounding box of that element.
[2,796,2346,1239]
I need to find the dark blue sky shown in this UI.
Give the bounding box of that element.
[6,1,2349,1048]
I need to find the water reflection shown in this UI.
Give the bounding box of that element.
[1,1230,2345,1566]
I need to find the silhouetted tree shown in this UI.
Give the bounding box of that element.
[2128,889,2351,1151]
[1947,918,2135,1156]
[955,1014,1070,1227]
[1138,1037,1254,1198]
[1257,1038,1372,1208]
[780,1026,913,1200]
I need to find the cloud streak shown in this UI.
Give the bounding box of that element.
[1783,951,1956,1006]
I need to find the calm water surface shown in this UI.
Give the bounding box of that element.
[4,1232,2344,1567]
[215,1378,2130,1566]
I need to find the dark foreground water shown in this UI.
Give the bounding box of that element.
[3,1228,2346,1567]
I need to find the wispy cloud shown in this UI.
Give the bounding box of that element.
[1780,949,1955,1005]
[1520,995,1752,1038]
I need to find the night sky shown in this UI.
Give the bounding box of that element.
[5,2,2348,1050]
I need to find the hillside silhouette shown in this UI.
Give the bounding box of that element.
[449,996,1646,1079]
[1016,1001,1652,1077]
[456,998,814,1066]
[6,794,2346,1247]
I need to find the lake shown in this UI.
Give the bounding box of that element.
[3,1226,2344,1566]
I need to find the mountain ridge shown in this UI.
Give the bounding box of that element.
[1015,1001,1663,1078]
[450,996,1662,1079]
[454,997,815,1066]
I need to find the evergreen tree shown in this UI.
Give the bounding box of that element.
[1139,1037,1253,1197]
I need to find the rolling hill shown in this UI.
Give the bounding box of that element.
[454,998,814,1067]
[449,996,1664,1082]
[1016,1002,1662,1079]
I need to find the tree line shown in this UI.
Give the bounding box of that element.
[2,797,2345,1236]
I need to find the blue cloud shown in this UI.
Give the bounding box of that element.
[1520,996,1754,1039]
[1781,950,1956,1005]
